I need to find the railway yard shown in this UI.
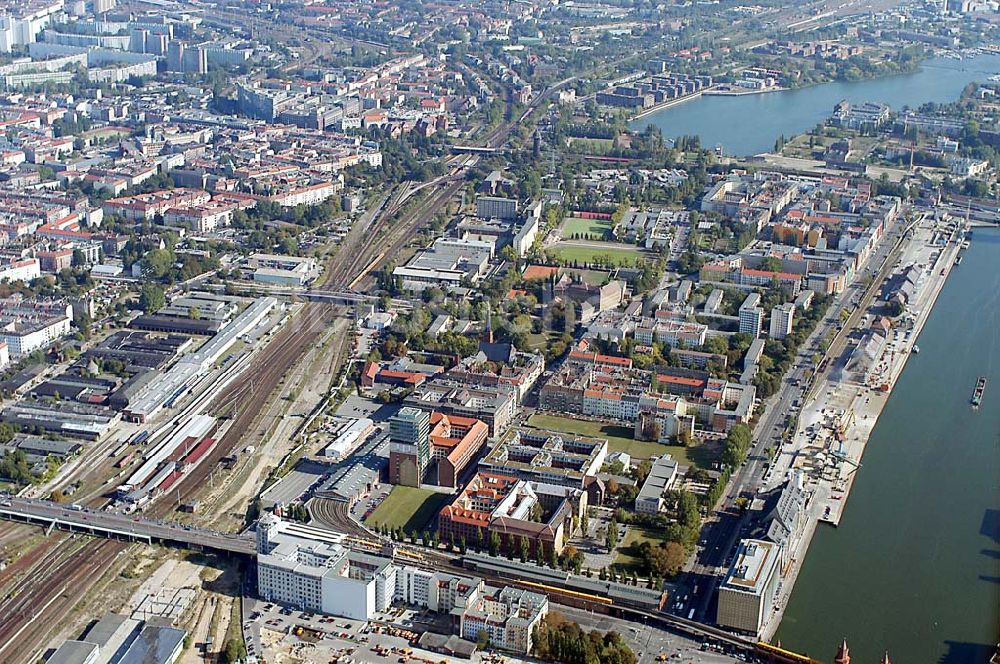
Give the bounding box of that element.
[0,0,980,659]
[0,68,534,663]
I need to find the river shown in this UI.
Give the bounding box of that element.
[629,54,1000,156]
[776,227,1000,663]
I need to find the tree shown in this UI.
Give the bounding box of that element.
[618,483,638,504]
[642,541,686,578]
[886,300,904,317]
[520,535,530,563]
[634,460,653,485]
[532,612,637,664]
[476,629,490,650]
[489,531,501,556]
[221,638,246,664]
[138,283,165,314]
[188,306,201,320]
[141,248,174,279]
[605,523,619,552]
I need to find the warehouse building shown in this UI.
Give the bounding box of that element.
[392,238,494,292]
[250,253,317,286]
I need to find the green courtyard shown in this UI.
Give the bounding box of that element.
[614,526,663,573]
[526,413,712,468]
[365,486,450,533]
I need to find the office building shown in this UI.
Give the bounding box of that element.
[257,512,390,619]
[458,586,548,655]
[405,379,517,436]
[476,196,518,220]
[479,428,607,502]
[428,411,488,488]
[437,471,586,558]
[769,303,795,340]
[716,539,781,635]
[738,293,764,338]
[389,407,431,487]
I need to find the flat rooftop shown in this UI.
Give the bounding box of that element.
[721,538,778,596]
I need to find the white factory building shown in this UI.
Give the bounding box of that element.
[255,514,548,653]
[257,514,482,619]
[249,253,317,287]
[392,237,493,292]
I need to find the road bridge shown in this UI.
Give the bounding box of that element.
[0,497,255,555]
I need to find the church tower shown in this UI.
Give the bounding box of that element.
[834,639,851,664]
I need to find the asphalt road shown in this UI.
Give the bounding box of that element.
[678,212,911,624]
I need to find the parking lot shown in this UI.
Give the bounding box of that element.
[246,596,743,664]
[247,599,518,664]
[349,482,391,522]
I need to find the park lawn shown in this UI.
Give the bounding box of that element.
[561,216,614,239]
[566,137,614,154]
[524,330,564,353]
[366,486,450,533]
[526,413,711,468]
[614,526,663,573]
[550,243,648,268]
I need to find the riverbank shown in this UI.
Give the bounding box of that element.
[775,225,1000,662]
[630,90,704,121]
[702,86,787,96]
[629,53,1000,155]
[758,213,965,642]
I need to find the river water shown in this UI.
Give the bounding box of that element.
[629,54,1000,156]
[776,227,1000,663]
[626,52,1000,661]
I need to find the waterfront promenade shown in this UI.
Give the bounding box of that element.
[759,213,966,642]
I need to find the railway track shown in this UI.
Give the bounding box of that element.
[308,498,371,539]
[0,295,346,656]
[345,177,466,292]
[0,537,122,664]
[321,174,463,293]
[148,303,337,519]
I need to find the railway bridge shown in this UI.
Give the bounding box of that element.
[0,497,255,555]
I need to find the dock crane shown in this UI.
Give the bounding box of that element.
[830,440,861,469]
